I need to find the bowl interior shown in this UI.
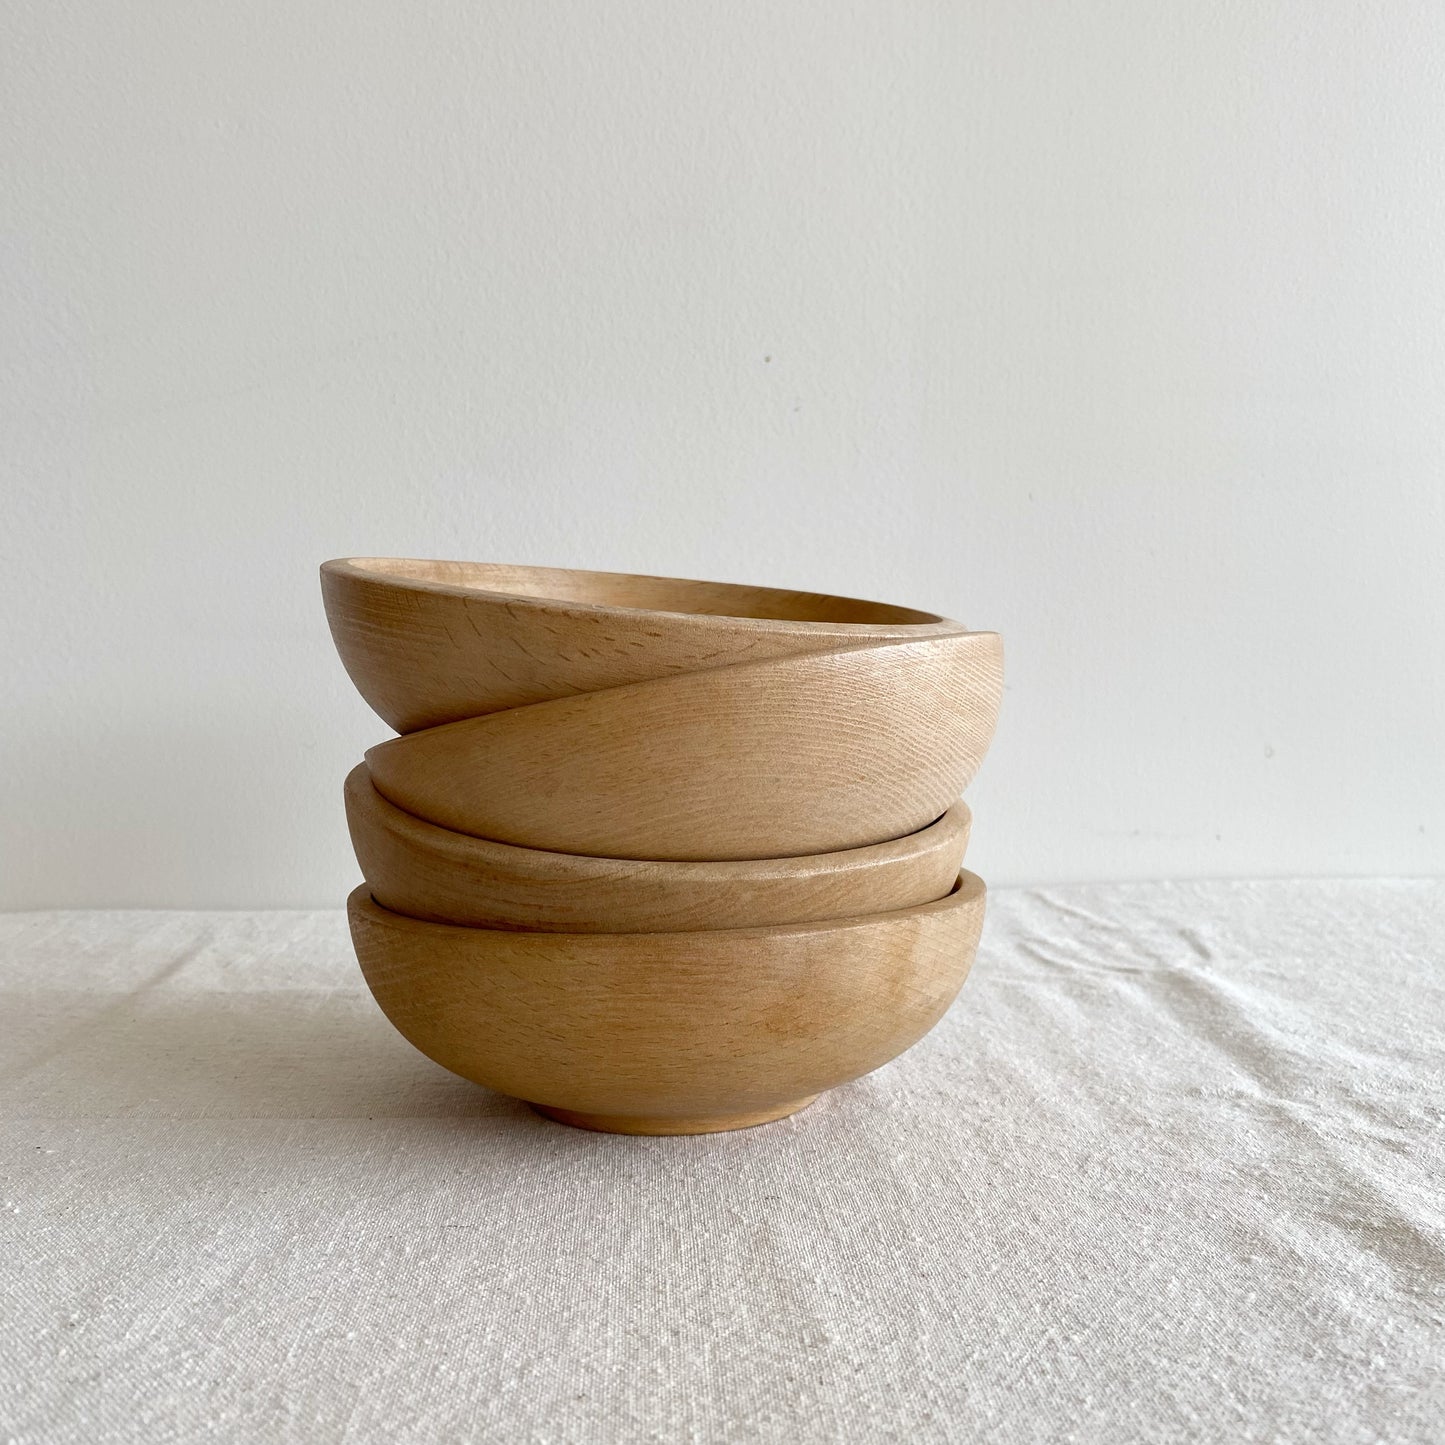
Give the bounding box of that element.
[341,558,943,626]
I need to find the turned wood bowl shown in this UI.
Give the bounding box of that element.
[321,557,975,733]
[364,631,1003,860]
[348,872,987,1135]
[345,762,971,931]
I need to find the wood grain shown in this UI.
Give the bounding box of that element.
[321,557,971,733]
[365,632,1004,860]
[348,872,987,1134]
[345,762,971,931]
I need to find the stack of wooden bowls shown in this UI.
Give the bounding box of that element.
[322,558,1003,1135]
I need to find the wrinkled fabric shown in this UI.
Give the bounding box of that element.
[2,880,1442,1444]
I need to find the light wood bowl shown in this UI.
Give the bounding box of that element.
[321,557,974,733]
[348,872,987,1134]
[345,762,971,931]
[364,631,1003,860]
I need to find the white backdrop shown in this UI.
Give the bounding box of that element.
[3,2,1442,908]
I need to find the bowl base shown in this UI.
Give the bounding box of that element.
[530,1095,819,1136]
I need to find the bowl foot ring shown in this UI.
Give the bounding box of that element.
[530,1095,820,1136]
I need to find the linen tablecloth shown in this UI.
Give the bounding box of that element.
[3,880,1441,1443]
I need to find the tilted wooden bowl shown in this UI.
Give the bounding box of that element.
[364,632,1003,860]
[348,872,987,1135]
[345,762,971,931]
[321,557,973,733]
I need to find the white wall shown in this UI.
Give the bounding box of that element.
[3,2,1442,908]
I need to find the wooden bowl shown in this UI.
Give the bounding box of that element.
[347,872,987,1134]
[321,557,974,733]
[345,762,971,931]
[364,631,1003,860]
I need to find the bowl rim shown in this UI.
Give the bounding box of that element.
[322,556,969,633]
[347,761,971,879]
[347,869,985,944]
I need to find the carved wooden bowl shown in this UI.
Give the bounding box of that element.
[324,558,1002,1133]
[362,632,1002,859]
[321,557,971,733]
[345,762,971,931]
[347,873,987,1134]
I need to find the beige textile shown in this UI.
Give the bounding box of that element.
[2,880,1442,1443]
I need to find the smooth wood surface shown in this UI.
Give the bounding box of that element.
[345,763,971,931]
[321,557,970,733]
[348,872,987,1133]
[365,633,1003,861]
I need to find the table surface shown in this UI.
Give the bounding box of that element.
[3,880,1442,1444]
